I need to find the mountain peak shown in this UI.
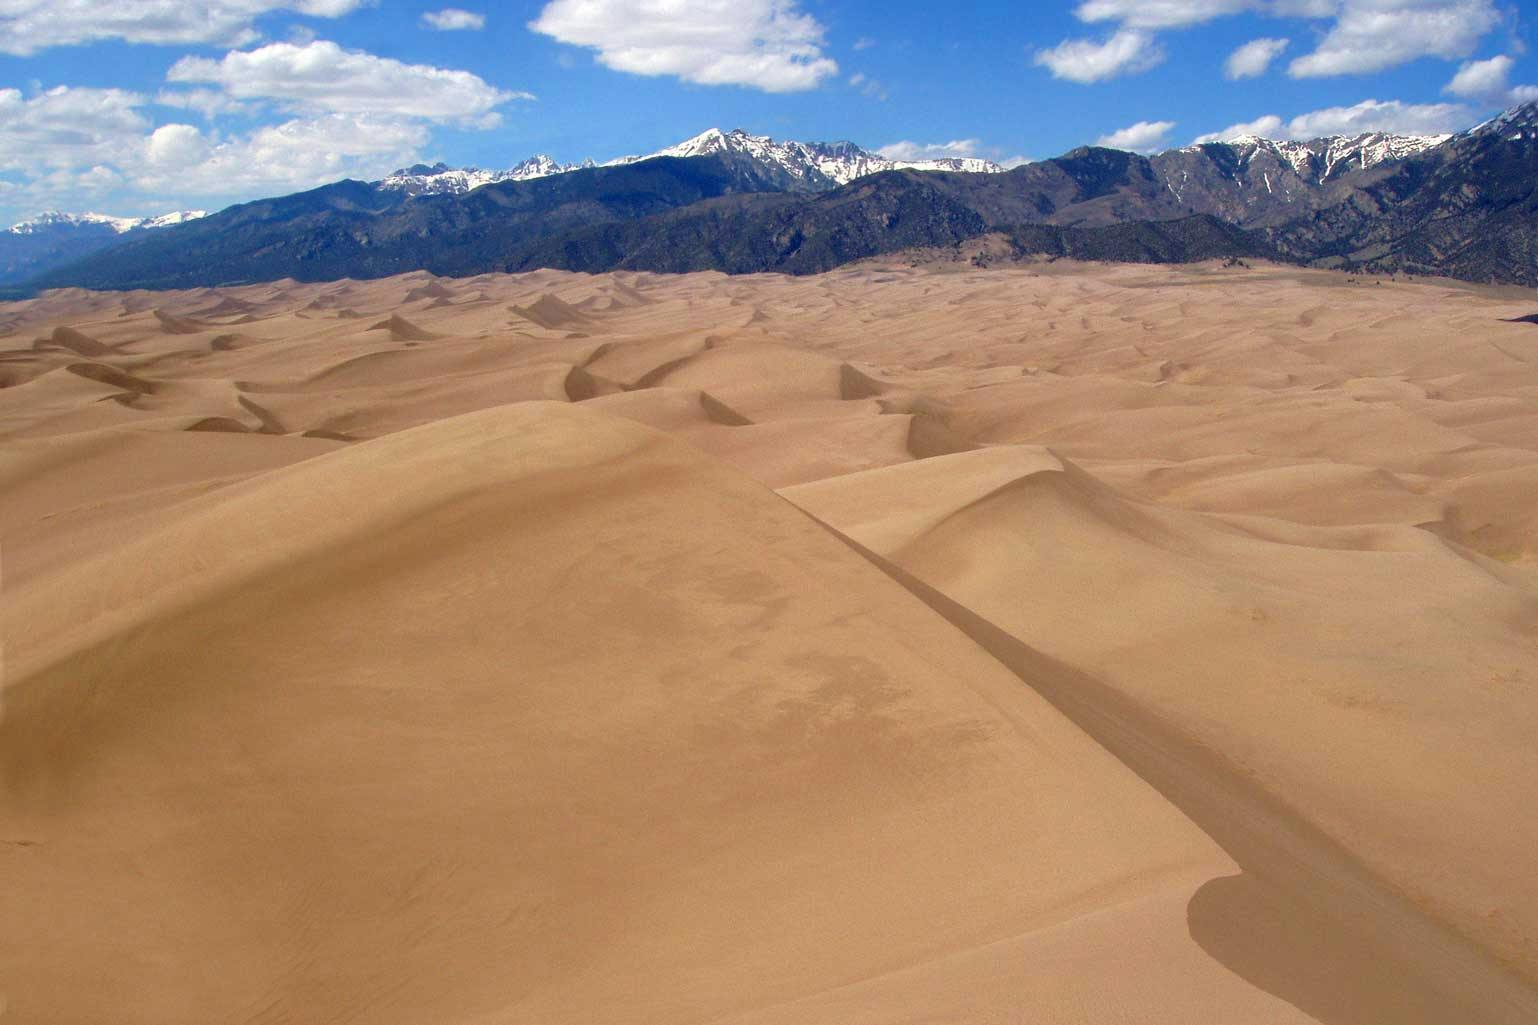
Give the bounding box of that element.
[1186,131,1448,182]
[1472,100,1538,139]
[7,209,208,235]
[374,128,1006,199]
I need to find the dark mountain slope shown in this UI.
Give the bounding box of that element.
[18,103,1538,292]
[1270,111,1538,284]
[0,221,127,287]
[23,155,790,292]
[504,172,990,274]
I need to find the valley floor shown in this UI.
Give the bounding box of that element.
[2,259,1537,1024]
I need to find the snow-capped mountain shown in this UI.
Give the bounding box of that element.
[7,209,208,235]
[1147,131,1450,226]
[1210,132,1448,184]
[376,129,1005,199]
[377,157,597,196]
[1468,100,1538,141]
[2,208,209,287]
[640,128,1004,186]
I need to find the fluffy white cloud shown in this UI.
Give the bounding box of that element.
[1074,0,1252,29]
[0,0,366,56]
[1225,37,1289,79]
[529,0,838,93]
[144,123,210,167]
[0,87,150,172]
[876,139,986,161]
[1095,119,1177,152]
[1072,1,1503,80]
[422,8,486,31]
[1444,55,1538,105]
[1194,98,1472,142]
[167,40,524,127]
[131,114,429,195]
[1445,54,1513,97]
[155,87,256,119]
[1288,0,1501,78]
[1,38,531,221]
[1034,29,1164,83]
[1288,97,1471,135]
[1193,115,1288,142]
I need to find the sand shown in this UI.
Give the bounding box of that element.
[2,260,1536,1024]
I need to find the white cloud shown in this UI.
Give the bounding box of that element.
[1194,98,1472,143]
[144,123,210,167]
[1,40,530,222]
[529,0,838,93]
[1445,54,1513,97]
[1095,119,1176,152]
[1071,1,1504,80]
[1193,114,1287,143]
[877,139,987,161]
[155,87,256,119]
[1074,0,1252,29]
[0,87,150,172]
[1289,0,1501,78]
[1034,29,1164,83]
[1225,37,1289,79]
[1287,97,1471,135]
[1444,54,1538,105]
[423,8,486,31]
[167,40,524,127]
[848,72,887,100]
[132,114,430,196]
[0,0,366,56]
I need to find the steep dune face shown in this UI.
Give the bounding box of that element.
[786,446,1538,1018]
[3,261,1537,1023]
[1,403,1313,1025]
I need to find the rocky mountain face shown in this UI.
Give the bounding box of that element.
[1267,104,1538,283]
[1,209,207,286]
[377,128,1005,199]
[377,156,597,197]
[638,128,1003,187]
[20,155,807,291]
[17,104,1538,293]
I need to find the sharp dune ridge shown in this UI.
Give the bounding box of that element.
[1,259,1536,1024]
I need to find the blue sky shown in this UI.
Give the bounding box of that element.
[2,0,1536,223]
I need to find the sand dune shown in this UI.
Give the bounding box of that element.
[3,259,1536,1023]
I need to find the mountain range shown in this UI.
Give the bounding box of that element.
[1,209,206,287]
[374,128,1004,198]
[12,107,1538,294]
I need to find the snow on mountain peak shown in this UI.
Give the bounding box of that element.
[7,209,208,235]
[375,128,1005,198]
[1201,132,1447,182]
[1470,100,1538,140]
[377,155,595,196]
[642,127,1004,185]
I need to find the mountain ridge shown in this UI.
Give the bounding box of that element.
[376,127,1006,198]
[1,208,209,288]
[15,103,1538,294]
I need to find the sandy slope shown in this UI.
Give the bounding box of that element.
[2,260,1536,1023]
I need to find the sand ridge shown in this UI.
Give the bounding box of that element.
[2,260,1536,1023]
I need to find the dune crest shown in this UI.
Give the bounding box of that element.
[368,313,440,341]
[3,260,1536,1024]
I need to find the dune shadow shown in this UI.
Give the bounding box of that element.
[1189,872,1499,1025]
[806,518,1538,1025]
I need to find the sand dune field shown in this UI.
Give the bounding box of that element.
[2,259,1536,1024]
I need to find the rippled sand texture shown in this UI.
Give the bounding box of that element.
[3,260,1537,1025]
